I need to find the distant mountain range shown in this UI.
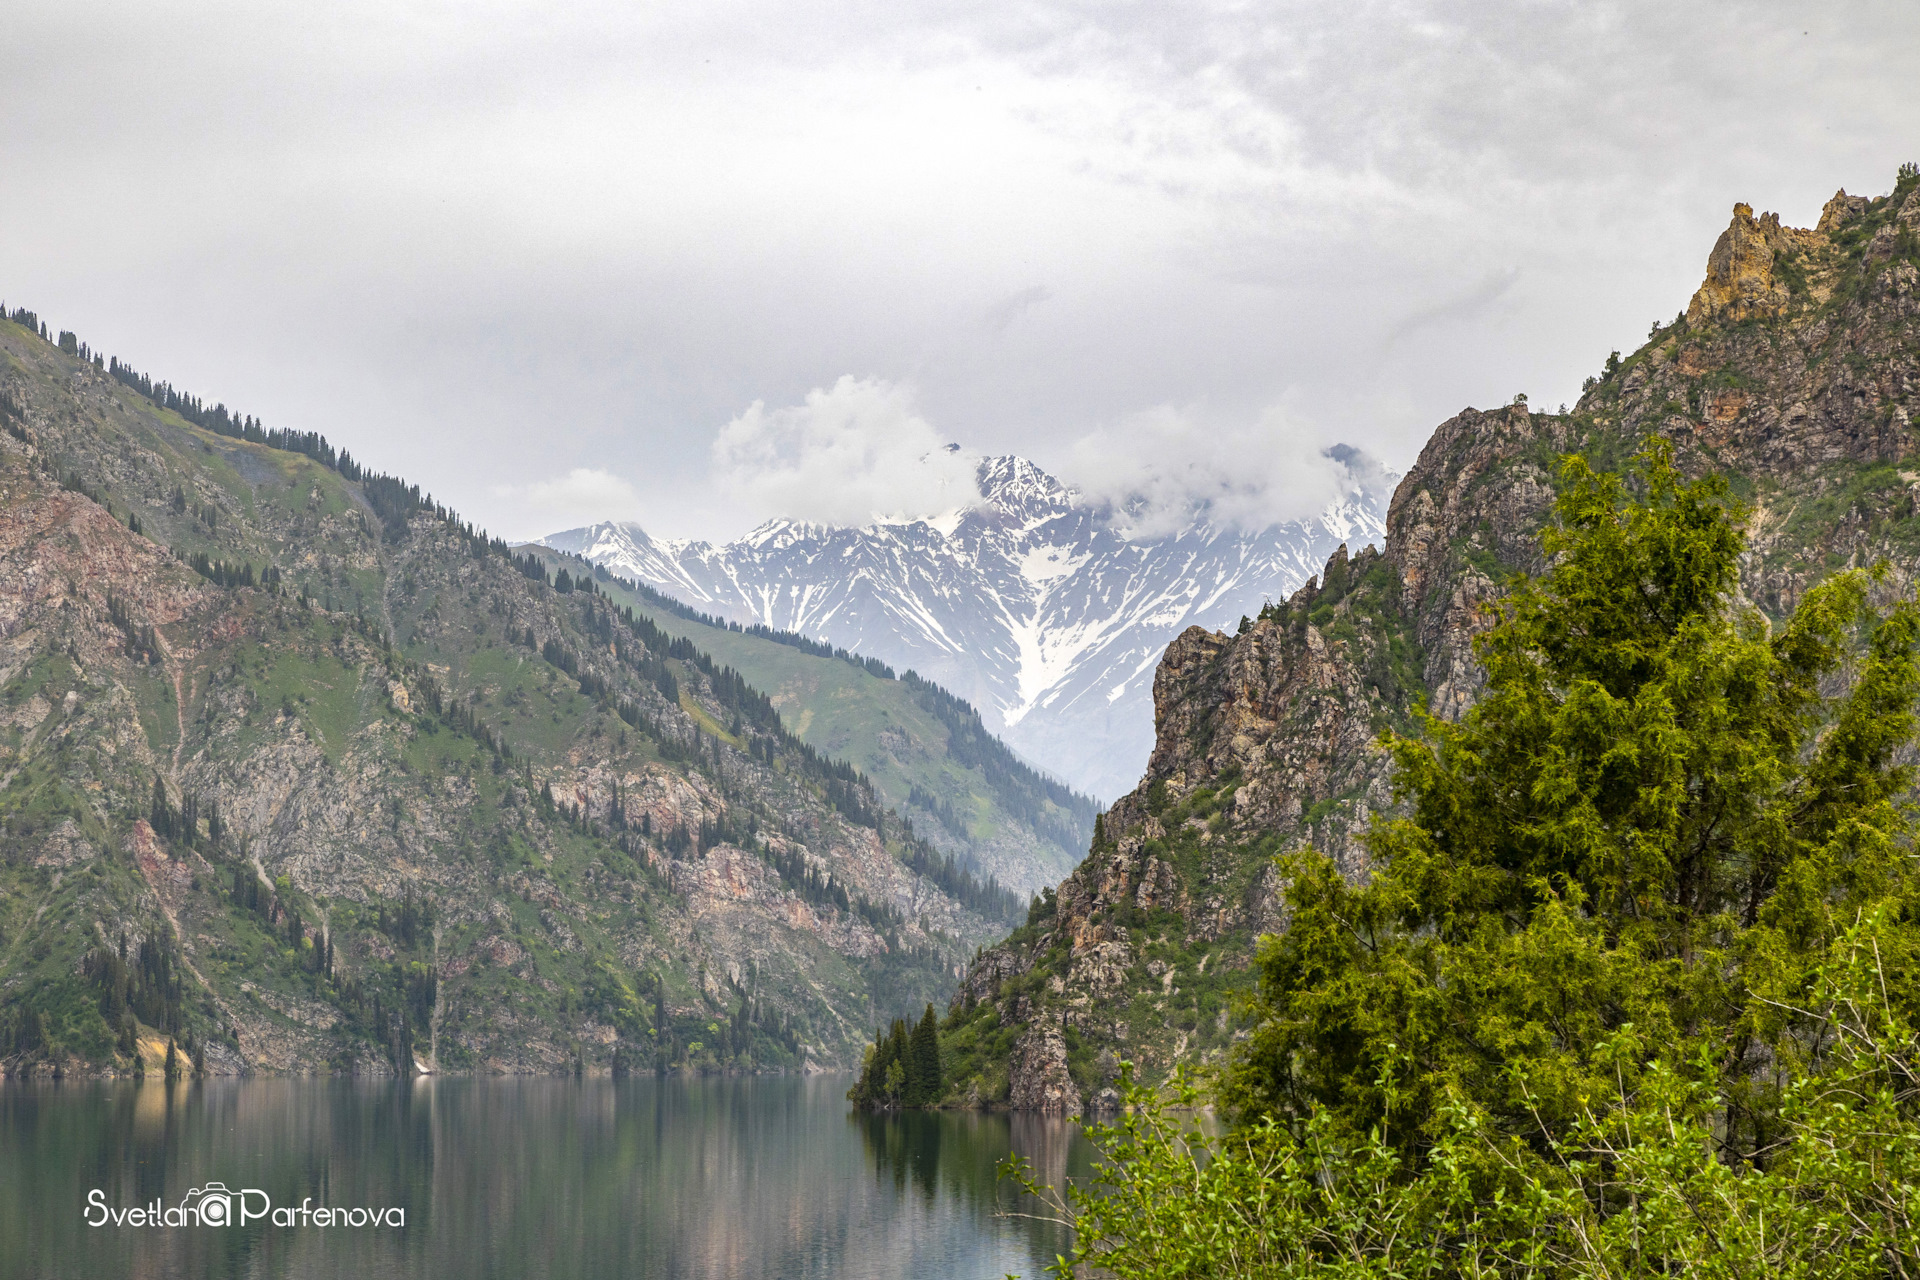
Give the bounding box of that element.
[543,452,1394,800]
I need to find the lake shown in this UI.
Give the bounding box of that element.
[0,1075,1092,1280]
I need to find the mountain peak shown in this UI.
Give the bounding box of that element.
[739,517,828,550]
[975,455,1072,518]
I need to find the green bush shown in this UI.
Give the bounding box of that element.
[1008,917,1920,1276]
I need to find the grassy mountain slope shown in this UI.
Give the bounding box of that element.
[0,315,1021,1078]
[524,548,1097,896]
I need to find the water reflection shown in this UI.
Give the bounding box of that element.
[0,1076,1089,1280]
[851,1108,1088,1258]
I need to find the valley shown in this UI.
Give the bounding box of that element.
[5,171,1916,1101]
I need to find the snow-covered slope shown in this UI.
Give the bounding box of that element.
[544,455,1391,800]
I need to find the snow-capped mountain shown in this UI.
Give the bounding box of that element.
[543,454,1392,801]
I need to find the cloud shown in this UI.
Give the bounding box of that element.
[1060,403,1370,538]
[496,467,642,526]
[706,378,1388,541]
[710,376,982,528]
[706,378,1377,540]
[982,284,1053,334]
[2,2,1915,543]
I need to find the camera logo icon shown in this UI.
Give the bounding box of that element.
[180,1184,234,1227]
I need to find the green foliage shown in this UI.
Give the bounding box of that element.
[1009,444,1920,1275]
[911,1003,941,1100]
[1228,443,1920,1155]
[850,1003,944,1108]
[84,933,186,1038]
[1009,914,1920,1277]
[937,996,1018,1102]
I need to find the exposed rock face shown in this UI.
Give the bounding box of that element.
[1817,188,1873,233]
[1687,203,1820,326]
[946,168,1920,1108]
[1008,1025,1081,1113]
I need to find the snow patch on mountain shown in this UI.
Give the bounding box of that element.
[543,453,1392,801]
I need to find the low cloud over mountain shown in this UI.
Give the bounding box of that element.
[698,376,1380,543]
[710,376,981,529]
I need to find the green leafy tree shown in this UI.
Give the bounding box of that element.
[1008,913,1920,1278]
[1227,442,1920,1165]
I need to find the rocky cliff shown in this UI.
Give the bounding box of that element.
[944,170,1920,1109]
[0,323,1021,1077]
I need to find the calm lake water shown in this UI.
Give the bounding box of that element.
[0,1075,1092,1280]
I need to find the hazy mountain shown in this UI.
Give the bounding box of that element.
[544,453,1393,801]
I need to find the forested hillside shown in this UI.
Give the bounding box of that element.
[521,546,1098,896]
[0,312,1021,1077]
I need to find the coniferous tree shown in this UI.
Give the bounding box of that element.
[149,774,170,838]
[884,1020,909,1100]
[908,1003,941,1106]
[1004,439,1920,1279]
[850,1009,942,1109]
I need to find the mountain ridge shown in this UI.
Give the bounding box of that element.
[519,544,1099,895]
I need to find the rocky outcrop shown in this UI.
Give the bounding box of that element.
[1384,402,1563,712]
[1008,1025,1081,1113]
[1816,188,1873,233]
[948,166,1920,1108]
[1686,202,1822,326]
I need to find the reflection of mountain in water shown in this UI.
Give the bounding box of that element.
[4,1075,1091,1280]
[852,1107,1090,1258]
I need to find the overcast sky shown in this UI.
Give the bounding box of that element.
[4,1,1915,542]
